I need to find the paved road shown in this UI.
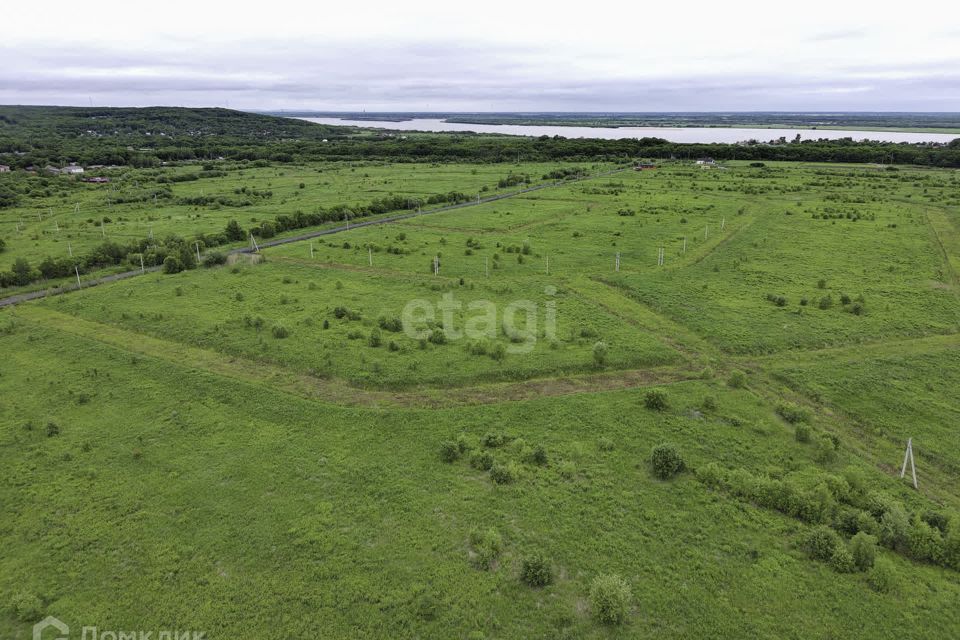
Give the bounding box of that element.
[0,167,627,309]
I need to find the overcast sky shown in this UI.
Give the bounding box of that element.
[2,0,958,111]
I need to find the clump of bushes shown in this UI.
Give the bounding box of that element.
[776,402,811,424]
[805,525,841,562]
[850,532,878,571]
[589,574,631,625]
[271,324,289,339]
[651,443,684,479]
[481,432,507,448]
[869,558,897,593]
[520,552,553,587]
[592,341,608,366]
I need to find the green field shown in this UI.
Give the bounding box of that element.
[3,160,960,638]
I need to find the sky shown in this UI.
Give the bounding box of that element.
[2,0,958,111]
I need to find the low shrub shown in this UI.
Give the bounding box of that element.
[795,423,812,443]
[727,369,747,388]
[589,574,631,625]
[776,402,811,424]
[271,324,289,339]
[850,532,878,571]
[481,432,506,448]
[804,525,841,562]
[868,558,897,593]
[651,444,684,479]
[830,544,856,573]
[643,389,668,411]
[520,552,553,587]
[439,440,460,463]
[470,450,495,471]
[490,462,518,485]
[468,528,502,571]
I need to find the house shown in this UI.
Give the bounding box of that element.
[44,165,61,175]
[695,157,716,166]
[0,164,10,173]
[82,177,110,184]
[61,164,84,175]
[634,163,657,170]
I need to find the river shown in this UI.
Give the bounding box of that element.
[297,117,958,144]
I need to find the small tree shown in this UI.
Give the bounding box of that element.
[439,440,460,463]
[804,525,840,561]
[589,574,631,625]
[727,369,747,388]
[11,257,33,285]
[868,558,897,593]
[162,255,183,274]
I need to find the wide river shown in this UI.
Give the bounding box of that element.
[298,117,958,144]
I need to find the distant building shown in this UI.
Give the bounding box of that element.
[82,177,110,183]
[61,164,84,175]
[44,165,61,175]
[695,157,716,166]
[0,164,10,172]
[634,163,657,170]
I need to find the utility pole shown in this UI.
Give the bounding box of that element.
[310,242,315,259]
[615,252,621,272]
[900,438,918,489]
[139,254,145,273]
[368,246,373,267]
[74,265,81,289]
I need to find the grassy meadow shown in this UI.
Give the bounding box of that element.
[3,159,960,638]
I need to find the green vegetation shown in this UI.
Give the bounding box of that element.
[2,108,960,638]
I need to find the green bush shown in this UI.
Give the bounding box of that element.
[490,462,518,485]
[727,369,747,388]
[643,389,669,411]
[879,503,910,551]
[271,324,289,339]
[868,558,897,593]
[592,341,608,366]
[850,532,878,571]
[481,432,506,448]
[368,328,382,347]
[520,552,553,587]
[589,574,631,625]
[907,517,944,564]
[804,525,840,561]
[162,255,184,274]
[701,395,718,411]
[943,517,960,570]
[468,528,502,571]
[776,402,811,424]
[795,423,812,443]
[830,544,856,573]
[523,444,548,466]
[46,421,60,437]
[651,443,684,479]
[202,251,227,267]
[439,440,460,463]
[10,592,43,622]
[470,450,494,471]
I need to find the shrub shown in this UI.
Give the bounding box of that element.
[439,440,460,463]
[776,402,810,424]
[643,389,668,411]
[490,462,518,484]
[695,462,726,488]
[455,434,471,454]
[700,366,715,380]
[651,443,684,479]
[943,517,960,570]
[817,278,827,289]
[271,324,289,339]
[840,293,852,305]
[597,437,615,452]
[589,574,631,625]
[202,252,227,267]
[701,395,718,411]
[727,369,747,388]
[520,552,553,587]
[815,435,839,464]
[468,528,502,570]
[368,328,382,347]
[162,255,184,274]
[46,421,60,437]
[818,295,834,310]
[481,432,506,448]
[10,592,43,622]
[831,544,856,573]
[907,517,944,564]
[850,532,878,571]
[470,450,494,471]
[795,423,812,443]
[879,503,910,551]
[804,525,840,561]
[428,328,447,345]
[378,316,403,332]
[868,558,897,593]
[523,444,548,466]
[557,460,577,479]
[592,341,608,366]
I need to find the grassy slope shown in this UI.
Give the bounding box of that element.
[3,161,960,637]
